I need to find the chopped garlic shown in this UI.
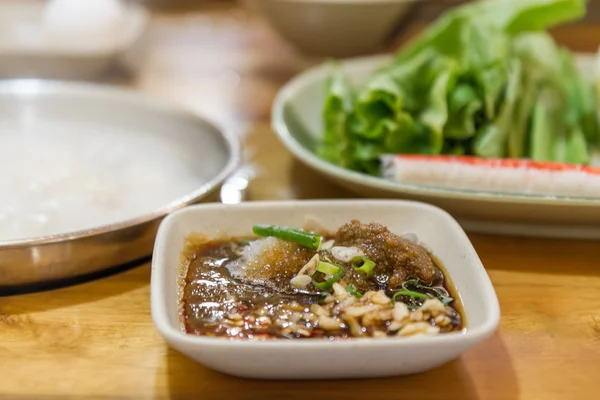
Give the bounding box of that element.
[289,253,319,288]
[290,274,312,289]
[318,316,343,331]
[343,305,379,318]
[371,290,392,305]
[310,304,329,317]
[319,239,335,251]
[420,298,446,314]
[393,302,409,321]
[330,246,365,263]
[297,253,319,276]
[398,322,440,337]
[332,282,348,300]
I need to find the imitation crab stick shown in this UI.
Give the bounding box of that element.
[380,155,600,197]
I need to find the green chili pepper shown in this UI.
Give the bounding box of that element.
[252,224,322,250]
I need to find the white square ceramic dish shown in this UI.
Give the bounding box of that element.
[151,200,500,379]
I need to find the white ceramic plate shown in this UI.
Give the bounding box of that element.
[272,53,600,239]
[0,0,148,79]
[151,200,500,379]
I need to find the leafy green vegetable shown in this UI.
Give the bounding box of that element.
[504,0,586,33]
[419,60,458,154]
[509,71,538,158]
[396,0,585,62]
[474,58,522,158]
[445,83,483,140]
[318,66,354,168]
[385,49,446,113]
[530,99,555,161]
[565,126,590,164]
[559,49,599,145]
[460,21,510,119]
[318,0,596,173]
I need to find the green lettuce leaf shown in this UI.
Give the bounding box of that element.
[317,0,594,175]
[474,59,523,158]
[559,49,599,145]
[530,91,556,162]
[461,21,510,119]
[319,66,354,167]
[419,59,459,154]
[564,126,590,164]
[445,83,483,140]
[396,0,586,62]
[385,117,436,155]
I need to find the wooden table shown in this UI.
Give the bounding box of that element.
[2,1,600,398]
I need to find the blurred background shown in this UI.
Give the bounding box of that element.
[4,0,595,135]
[2,0,599,212]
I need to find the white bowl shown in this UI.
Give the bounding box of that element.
[0,0,148,79]
[151,200,500,379]
[246,0,419,58]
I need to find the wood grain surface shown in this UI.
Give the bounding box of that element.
[1,1,600,399]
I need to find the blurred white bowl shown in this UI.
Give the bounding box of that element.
[0,0,148,79]
[246,0,420,58]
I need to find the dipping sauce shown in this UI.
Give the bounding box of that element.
[181,219,464,340]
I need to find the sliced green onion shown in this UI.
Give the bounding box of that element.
[401,278,420,291]
[252,224,322,250]
[439,296,454,305]
[312,273,342,290]
[321,254,334,264]
[392,290,432,302]
[351,256,376,277]
[345,283,363,298]
[431,287,454,305]
[312,262,345,290]
[393,278,454,305]
[316,261,340,275]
